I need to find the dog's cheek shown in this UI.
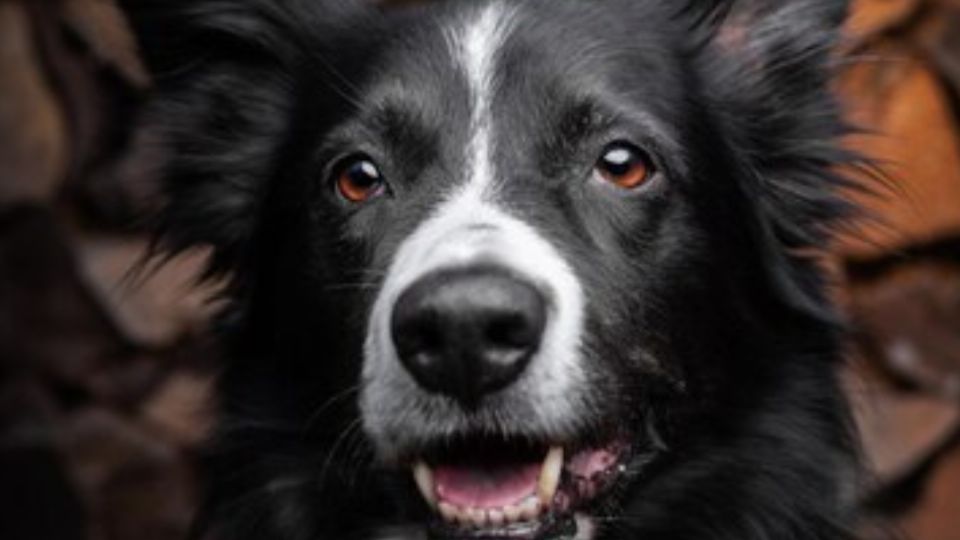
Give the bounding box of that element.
[253,205,380,397]
[566,238,667,404]
[594,199,717,394]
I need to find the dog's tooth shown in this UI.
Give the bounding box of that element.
[503,504,522,523]
[538,446,564,506]
[469,508,487,528]
[413,462,436,509]
[454,507,472,527]
[519,497,542,520]
[438,502,457,523]
[489,509,505,527]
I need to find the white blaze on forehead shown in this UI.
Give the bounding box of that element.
[452,1,516,198]
[360,2,588,451]
[459,2,512,110]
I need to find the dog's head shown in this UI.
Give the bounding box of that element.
[125,0,856,538]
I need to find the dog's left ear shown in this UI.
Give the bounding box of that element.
[704,0,856,241]
[703,0,849,72]
[695,0,858,323]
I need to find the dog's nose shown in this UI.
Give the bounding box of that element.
[391,267,547,405]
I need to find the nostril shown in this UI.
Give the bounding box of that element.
[389,266,548,403]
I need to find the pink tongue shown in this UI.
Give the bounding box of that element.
[434,462,541,508]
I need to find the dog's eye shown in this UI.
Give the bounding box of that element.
[335,157,386,203]
[594,143,655,190]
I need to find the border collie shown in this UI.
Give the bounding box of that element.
[122,0,861,538]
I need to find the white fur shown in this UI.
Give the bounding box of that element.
[458,1,510,197]
[361,2,587,453]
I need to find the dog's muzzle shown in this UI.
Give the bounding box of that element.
[360,189,590,457]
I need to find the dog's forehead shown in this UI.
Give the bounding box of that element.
[364,0,681,121]
[322,0,686,211]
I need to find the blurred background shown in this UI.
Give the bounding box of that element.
[1,0,959,539]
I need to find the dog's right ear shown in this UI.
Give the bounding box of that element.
[120,0,375,276]
[120,0,372,84]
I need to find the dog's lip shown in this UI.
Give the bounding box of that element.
[409,438,628,537]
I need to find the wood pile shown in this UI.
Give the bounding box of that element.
[0,1,957,538]
[839,1,960,538]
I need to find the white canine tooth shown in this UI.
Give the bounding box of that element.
[489,509,505,527]
[438,502,458,523]
[503,504,522,522]
[413,462,436,509]
[538,446,564,505]
[519,497,542,520]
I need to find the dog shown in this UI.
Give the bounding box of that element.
[122,0,862,539]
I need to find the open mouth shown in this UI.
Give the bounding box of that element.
[410,438,628,539]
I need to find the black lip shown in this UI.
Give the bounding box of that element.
[415,436,549,468]
[426,513,577,540]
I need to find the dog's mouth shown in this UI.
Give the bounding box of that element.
[409,437,629,539]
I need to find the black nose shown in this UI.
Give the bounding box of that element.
[391,267,547,406]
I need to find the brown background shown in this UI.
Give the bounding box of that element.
[1,1,959,539]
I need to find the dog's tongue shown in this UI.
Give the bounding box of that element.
[434,462,541,508]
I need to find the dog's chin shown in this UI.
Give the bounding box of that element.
[425,511,595,540]
[396,433,635,540]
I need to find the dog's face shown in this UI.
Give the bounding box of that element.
[126,0,853,539]
[356,4,690,535]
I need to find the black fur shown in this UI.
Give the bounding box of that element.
[122,1,862,539]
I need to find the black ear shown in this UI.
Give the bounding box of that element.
[696,0,858,244]
[120,0,369,276]
[119,0,374,78]
[717,0,849,29]
[693,0,860,322]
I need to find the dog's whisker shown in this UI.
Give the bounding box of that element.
[316,419,365,492]
[321,282,382,293]
[341,432,376,492]
[303,384,363,433]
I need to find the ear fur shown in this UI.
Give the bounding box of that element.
[119,0,368,78]
[695,0,856,237]
[120,0,372,276]
[694,0,860,323]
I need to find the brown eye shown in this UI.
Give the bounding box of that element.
[335,157,385,203]
[594,143,655,190]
